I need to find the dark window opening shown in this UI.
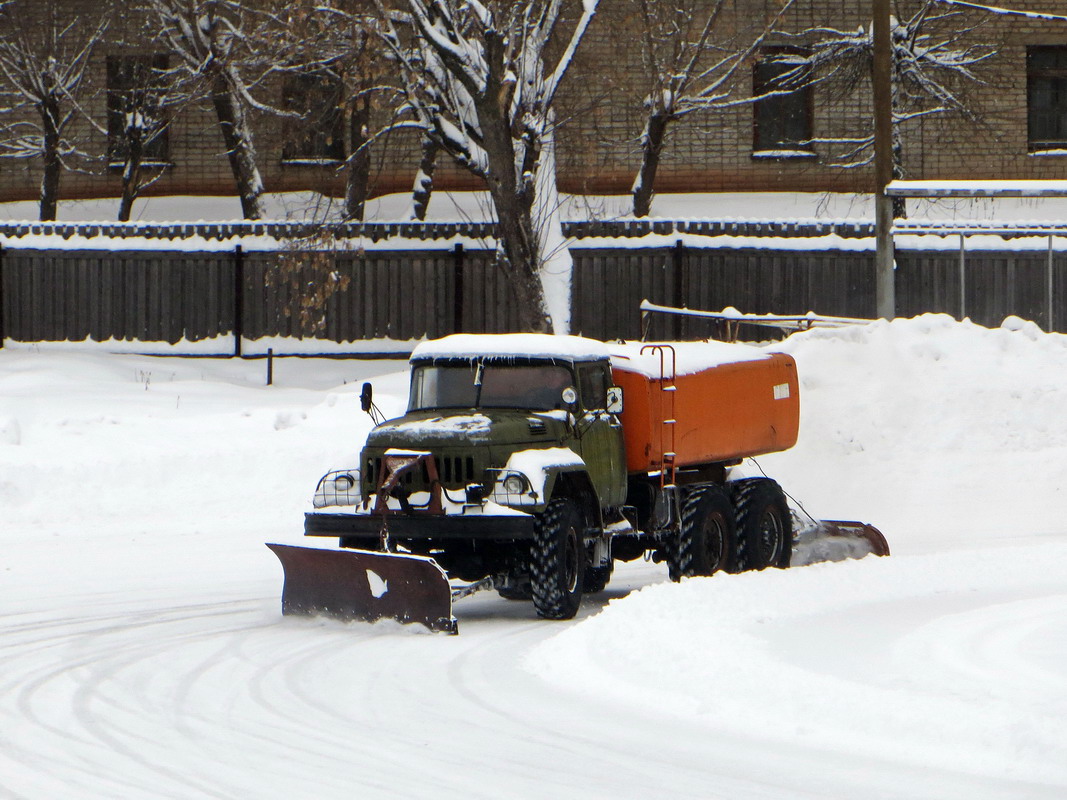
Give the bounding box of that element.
[281,72,345,164]
[753,49,814,157]
[1028,46,1067,152]
[106,54,170,166]
[578,363,609,411]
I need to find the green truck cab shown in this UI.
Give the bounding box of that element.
[305,335,629,619]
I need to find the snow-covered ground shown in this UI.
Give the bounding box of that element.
[7,189,1067,224]
[2,315,1065,799]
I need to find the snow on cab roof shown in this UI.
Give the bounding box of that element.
[411,334,611,361]
[607,340,770,377]
[412,334,773,375]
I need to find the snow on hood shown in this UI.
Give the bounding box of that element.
[371,413,493,439]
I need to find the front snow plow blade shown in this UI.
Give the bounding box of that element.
[793,519,891,566]
[266,543,457,634]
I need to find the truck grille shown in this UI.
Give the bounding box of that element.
[365,454,476,490]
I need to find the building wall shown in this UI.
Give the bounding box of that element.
[1,0,1066,214]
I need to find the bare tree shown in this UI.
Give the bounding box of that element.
[0,0,108,221]
[275,1,398,222]
[779,0,995,216]
[106,53,182,221]
[145,0,291,219]
[377,0,599,333]
[629,0,794,217]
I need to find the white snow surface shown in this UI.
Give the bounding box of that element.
[12,188,1067,224]
[2,314,1066,799]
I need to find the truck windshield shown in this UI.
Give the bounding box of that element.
[409,363,574,411]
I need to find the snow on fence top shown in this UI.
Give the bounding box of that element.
[887,180,1067,198]
[0,218,876,247]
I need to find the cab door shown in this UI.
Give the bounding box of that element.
[576,362,627,508]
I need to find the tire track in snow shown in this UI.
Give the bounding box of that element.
[1,597,264,798]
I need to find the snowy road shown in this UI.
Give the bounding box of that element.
[2,316,1066,799]
[4,549,1063,800]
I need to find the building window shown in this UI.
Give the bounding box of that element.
[752,49,814,158]
[281,72,345,164]
[1027,46,1067,152]
[106,55,170,165]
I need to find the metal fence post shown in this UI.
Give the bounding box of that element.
[452,243,464,334]
[672,239,686,339]
[959,233,966,320]
[0,243,5,349]
[233,244,244,357]
[1049,234,1056,333]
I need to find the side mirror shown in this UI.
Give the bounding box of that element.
[606,386,624,414]
[360,382,373,414]
[561,386,578,408]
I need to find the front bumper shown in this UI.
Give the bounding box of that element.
[304,510,536,540]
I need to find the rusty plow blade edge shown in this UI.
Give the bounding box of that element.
[266,543,458,634]
[792,519,890,566]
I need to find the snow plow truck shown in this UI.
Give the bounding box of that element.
[268,333,887,633]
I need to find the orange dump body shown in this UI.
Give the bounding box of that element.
[610,345,800,475]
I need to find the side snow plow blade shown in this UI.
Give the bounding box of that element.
[266,543,457,634]
[793,519,891,566]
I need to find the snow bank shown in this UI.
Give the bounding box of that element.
[764,313,1067,551]
[530,546,1067,785]
[529,313,1067,790]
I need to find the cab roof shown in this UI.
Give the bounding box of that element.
[411,334,611,363]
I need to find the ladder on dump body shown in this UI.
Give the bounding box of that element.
[640,344,677,488]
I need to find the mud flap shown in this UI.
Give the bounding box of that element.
[792,519,890,566]
[266,543,458,634]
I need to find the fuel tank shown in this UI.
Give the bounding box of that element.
[608,342,800,474]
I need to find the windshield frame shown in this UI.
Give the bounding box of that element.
[408,357,584,413]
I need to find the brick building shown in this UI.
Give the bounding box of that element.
[2,0,1067,215]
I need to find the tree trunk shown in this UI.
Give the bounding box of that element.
[489,184,553,333]
[410,135,439,221]
[632,110,670,218]
[38,95,62,222]
[891,132,907,219]
[210,74,264,220]
[476,94,554,333]
[118,121,144,223]
[345,96,371,222]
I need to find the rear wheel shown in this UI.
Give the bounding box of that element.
[531,498,585,619]
[670,485,736,580]
[730,478,792,571]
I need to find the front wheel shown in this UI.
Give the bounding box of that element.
[730,478,792,571]
[530,498,586,619]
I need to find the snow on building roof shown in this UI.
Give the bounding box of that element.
[411,334,611,362]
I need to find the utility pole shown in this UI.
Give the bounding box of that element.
[873,0,896,318]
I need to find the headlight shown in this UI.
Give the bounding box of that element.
[502,474,526,495]
[314,469,362,508]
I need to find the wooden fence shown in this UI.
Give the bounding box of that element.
[1,229,1064,352]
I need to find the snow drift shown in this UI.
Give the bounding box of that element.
[2,314,1065,799]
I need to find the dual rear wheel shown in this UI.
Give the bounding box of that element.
[670,478,792,580]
